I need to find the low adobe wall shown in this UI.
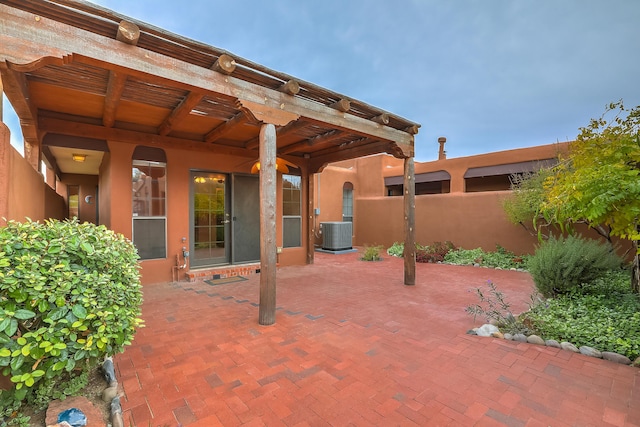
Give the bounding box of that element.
[354,191,540,254]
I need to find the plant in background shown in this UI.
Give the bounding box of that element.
[416,241,455,263]
[386,242,404,257]
[444,245,528,270]
[361,245,383,261]
[465,281,532,335]
[0,218,143,408]
[527,234,622,297]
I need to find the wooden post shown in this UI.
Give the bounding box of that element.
[305,170,315,264]
[403,156,416,285]
[259,123,277,325]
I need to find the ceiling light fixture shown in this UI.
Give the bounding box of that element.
[72,153,87,162]
[251,157,297,174]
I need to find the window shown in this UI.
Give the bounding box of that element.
[342,182,353,222]
[282,174,301,248]
[132,147,167,260]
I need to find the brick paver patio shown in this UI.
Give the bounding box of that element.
[115,251,640,426]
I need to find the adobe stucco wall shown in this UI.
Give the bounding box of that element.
[0,122,64,224]
[354,192,540,255]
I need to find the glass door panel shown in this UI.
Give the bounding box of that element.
[191,172,230,267]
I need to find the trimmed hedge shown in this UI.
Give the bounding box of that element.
[0,218,143,402]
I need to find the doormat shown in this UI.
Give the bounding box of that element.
[205,276,248,286]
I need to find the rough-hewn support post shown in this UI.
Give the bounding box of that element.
[404,156,416,285]
[259,123,277,325]
[305,171,315,264]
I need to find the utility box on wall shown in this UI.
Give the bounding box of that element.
[321,222,352,250]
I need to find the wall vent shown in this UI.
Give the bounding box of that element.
[321,221,352,250]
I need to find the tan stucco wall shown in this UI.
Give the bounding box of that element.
[0,122,64,224]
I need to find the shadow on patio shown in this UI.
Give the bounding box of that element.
[114,251,639,426]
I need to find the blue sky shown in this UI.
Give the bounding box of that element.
[3,0,640,161]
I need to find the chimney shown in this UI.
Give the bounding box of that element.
[437,136,447,160]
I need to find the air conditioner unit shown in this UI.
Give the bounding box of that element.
[321,221,352,250]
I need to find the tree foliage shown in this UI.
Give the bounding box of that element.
[541,101,640,243]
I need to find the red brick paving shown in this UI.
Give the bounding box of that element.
[115,251,640,426]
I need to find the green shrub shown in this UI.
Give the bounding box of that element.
[386,242,404,257]
[361,245,383,261]
[527,235,622,297]
[524,270,640,359]
[445,245,528,269]
[0,218,143,404]
[465,281,533,335]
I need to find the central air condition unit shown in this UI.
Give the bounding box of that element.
[321,221,352,250]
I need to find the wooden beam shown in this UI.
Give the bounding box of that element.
[158,91,205,135]
[372,113,390,125]
[211,54,236,75]
[403,157,416,285]
[278,79,300,96]
[116,20,140,46]
[204,111,248,143]
[309,140,389,173]
[279,129,343,155]
[38,116,258,159]
[258,123,277,326]
[0,66,40,169]
[330,99,351,112]
[103,70,127,128]
[404,125,420,135]
[244,118,307,150]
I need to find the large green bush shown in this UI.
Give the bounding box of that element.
[0,218,142,403]
[527,234,622,297]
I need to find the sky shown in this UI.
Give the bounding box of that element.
[3,0,640,162]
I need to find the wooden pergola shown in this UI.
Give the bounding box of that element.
[0,0,419,325]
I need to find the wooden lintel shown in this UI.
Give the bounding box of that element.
[158,91,204,136]
[38,116,258,159]
[204,112,247,143]
[211,54,236,75]
[116,20,140,46]
[329,99,351,112]
[372,113,390,125]
[278,79,300,96]
[103,70,127,128]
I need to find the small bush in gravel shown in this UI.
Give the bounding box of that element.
[527,234,622,297]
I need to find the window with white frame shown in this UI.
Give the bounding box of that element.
[282,174,301,248]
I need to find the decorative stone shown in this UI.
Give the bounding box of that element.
[560,342,579,352]
[102,385,119,402]
[526,335,545,345]
[545,339,561,348]
[513,334,527,342]
[579,346,602,358]
[633,357,640,367]
[491,331,504,339]
[504,333,513,340]
[45,396,105,427]
[476,324,500,337]
[601,351,631,365]
[466,329,477,335]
